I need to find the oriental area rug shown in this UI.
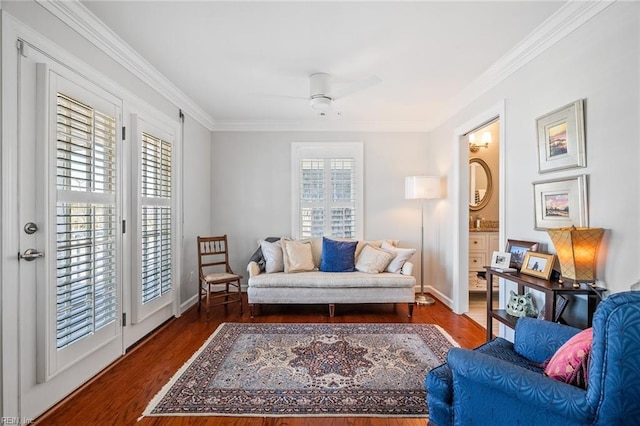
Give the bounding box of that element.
[143,322,458,418]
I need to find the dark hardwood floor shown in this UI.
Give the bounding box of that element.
[35,294,485,426]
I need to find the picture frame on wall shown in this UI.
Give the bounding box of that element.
[532,175,588,230]
[521,252,556,280]
[536,99,586,173]
[505,239,540,270]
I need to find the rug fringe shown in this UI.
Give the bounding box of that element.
[142,321,230,417]
[433,324,461,347]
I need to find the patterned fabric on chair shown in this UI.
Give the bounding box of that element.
[426,291,640,425]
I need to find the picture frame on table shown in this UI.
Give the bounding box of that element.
[490,251,513,272]
[491,252,511,269]
[521,252,556,280]
[505,239,540,270]
[533,175,588,230]
[536,99,586,173]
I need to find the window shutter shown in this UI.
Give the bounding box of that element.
[55,93,117,349]
[293,143,362,240]
[140,132,172,304]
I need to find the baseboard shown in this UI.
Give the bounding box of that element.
[180,294,198,314]
[424,285,454,309]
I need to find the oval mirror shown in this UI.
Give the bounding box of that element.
[469,158,492,211]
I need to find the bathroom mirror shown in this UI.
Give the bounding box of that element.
[469,158,492,211]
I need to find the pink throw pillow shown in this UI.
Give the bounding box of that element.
[544,327,593,389]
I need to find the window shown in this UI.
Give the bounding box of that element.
[131,114,176,324]
[56,92,118,349]
[292,142,363,240]
[140,132,172,304]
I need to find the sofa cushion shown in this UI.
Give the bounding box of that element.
[355,244,394,273]
[320,237,357,272]
[260,239,284,273]
[282,240,315,273]
[544,327,593,389]
[381,241,416,273]
[248,270,415,289]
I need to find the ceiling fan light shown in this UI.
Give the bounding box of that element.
[310,96,331,111]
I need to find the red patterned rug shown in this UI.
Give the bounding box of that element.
[143,322,458,418]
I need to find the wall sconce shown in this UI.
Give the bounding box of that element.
[469,131,492,153]
[547,226,605,287]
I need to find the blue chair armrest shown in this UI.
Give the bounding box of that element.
[447,347,595,422]
[514,317,582,363]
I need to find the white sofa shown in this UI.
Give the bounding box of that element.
[246,237,417,317]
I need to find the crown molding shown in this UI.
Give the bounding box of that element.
[35,0,217,130]
[434,0,615,129]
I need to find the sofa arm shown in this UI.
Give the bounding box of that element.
[247,261,261,278]
[401,261,413,276]
[514,317,581,363]
[447,347,594,423]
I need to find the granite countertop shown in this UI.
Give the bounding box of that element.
[469,219,499,232]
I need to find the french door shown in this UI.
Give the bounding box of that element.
[17,47,124,419]
[14,40,179,419]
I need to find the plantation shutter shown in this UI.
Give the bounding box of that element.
[293,143,363,240]
[55,93,118,349]
[140,132,172,304]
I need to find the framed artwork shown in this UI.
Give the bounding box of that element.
[521,252,556,280]
[490,251,512,269]
[505,239,540,270]
[536,99,586,173]
[532,175,588,230]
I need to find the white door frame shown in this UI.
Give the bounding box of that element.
[452,100,506,315]
[1,10,23,419]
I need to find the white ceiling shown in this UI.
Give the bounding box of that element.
[81,1,566,131]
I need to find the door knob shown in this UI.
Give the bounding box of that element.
[18,248,44,261]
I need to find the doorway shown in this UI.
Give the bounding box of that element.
[452,101,505,333]
[466,120,500,328]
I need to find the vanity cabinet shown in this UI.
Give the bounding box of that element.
[469,230,499,293]
[469,231,498,272]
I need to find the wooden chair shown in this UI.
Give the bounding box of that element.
[197,235,243,317]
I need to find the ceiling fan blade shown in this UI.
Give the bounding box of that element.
[327,75,381,101]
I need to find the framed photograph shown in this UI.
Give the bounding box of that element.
[521,252,556,280]
[505,239,540,270]
[532,175,588,230]
[554,295,569,323]
[536,99,586,173]
[490,251,512,269]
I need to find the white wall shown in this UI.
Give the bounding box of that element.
[429,2,640,307]
[210,131,435,287]
[181,115,213,305]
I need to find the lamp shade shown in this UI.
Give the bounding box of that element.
[405,176,441,200]
[547,227,605,283]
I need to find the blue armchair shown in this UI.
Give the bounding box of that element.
[426,291,640,425]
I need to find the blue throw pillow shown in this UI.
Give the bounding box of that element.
[320,237,357,272]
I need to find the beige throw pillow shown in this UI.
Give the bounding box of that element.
[381,240,416,274]
[282,240,315,273]
[355,244,395,274]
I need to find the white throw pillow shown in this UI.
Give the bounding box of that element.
[355,244,395,274]
[282,240,315,273]
[381,240,416,274]
[260,240,284,273]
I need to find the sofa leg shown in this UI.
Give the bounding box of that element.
[329,304,335,317]
[408,303,414,318]
[249,303,256,318]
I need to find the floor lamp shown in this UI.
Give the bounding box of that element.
[405,176,442,305]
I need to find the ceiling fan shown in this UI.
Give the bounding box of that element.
[307,72,381,116]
